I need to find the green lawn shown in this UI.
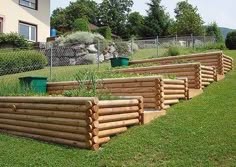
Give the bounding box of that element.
[0,50,236,166]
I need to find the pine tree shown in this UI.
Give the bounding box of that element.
[142,0,170,37]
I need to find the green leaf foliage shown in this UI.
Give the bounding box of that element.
[98,0,133,38]
[142,0,171,37]
[72,18,90,32]
[51,0,99,33]
[0,33,30,48]
[205,22,224,42]
[174,0,204,36]
[0,50,47,76]
[126,12,145,38]
[225,30,236,50]
[97,26,112,40]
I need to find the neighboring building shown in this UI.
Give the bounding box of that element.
[0,0,50,42]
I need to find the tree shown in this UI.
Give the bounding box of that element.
[50,8,68,34]
[225,30,236,50]
[205,22,223,42]
[51,0,99,33]
[174,0,204,36]
[127,12,145,37]
[142,0,171,37]
[98,0,133,38]
[72,18,90,32]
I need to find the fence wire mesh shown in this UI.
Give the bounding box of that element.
[0,35,215,95]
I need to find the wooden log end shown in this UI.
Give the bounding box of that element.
[91,144,100,151]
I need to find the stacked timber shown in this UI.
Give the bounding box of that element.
[129,51,233,79]
[0,97,100,150]
[223,54,234,73]
[115,63,216,91]
[97,97,143,144]
[0,96,143,150]
[47,76,189,110]
[163,78,188,109]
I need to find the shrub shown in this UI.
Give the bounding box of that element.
[58,31,104,46]
[195,42,226,50]
[0,50,47,76]
[167,46,181,56]
[225,30,236,50]
[72,18,90,32]
[0,33,30,48]
[97,26,112,40]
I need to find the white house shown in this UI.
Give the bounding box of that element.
[0,0,50,42]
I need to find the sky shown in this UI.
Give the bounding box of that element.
[51,0,236,29]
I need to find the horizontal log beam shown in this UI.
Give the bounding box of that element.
[0,97,98,105]
[0,103,90,113]
[98,113,139,123]
[0,118,90,135]
[98,106,140,116]
[98,99,139,108]
[99,119,139,130]
[0,123,90,141]
[98,127,128,138]
[0,129,92,149]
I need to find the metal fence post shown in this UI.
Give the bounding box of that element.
[50,44,53,81]
[156,36,159,57]
[97,40,100,70]
[191,34,194,49]
[175,34,178,45]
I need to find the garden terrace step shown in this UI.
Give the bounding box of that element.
[129,51,233,80]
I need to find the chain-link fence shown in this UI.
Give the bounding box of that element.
[0,35,215,93]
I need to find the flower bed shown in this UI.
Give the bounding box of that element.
[0,96,143,150]
[129,51,233,80]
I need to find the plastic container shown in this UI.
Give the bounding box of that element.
[110,57,129,67]
[50,28,57,37]
[19,76,48,93]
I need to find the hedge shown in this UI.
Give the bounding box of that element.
[0,50,47,76]
[0,33,30,48]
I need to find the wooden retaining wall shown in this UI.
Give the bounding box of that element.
[97,97,143,144]
[129,51,233,78]
[162,78,188,109]
[47,76,189,110]
[115,63,216,90]
[0,96,143,150]
[223,54,234,74]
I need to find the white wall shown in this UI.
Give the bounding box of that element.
[0,0,50,42]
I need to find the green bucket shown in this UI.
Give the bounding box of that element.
[110,57,129,67]
[19,76,48,93]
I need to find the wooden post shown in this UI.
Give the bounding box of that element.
[219,53,224,75]
[212,67,217,81]
[88,103,99,151]
[137,97,144,125]
[195,64,202,89]
[155,79,164,110]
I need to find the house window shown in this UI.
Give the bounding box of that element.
[0,18,3,33]
[19,0,38,10]
[19,22,37,42]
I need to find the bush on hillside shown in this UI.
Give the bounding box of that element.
[96,26,112,40]
[0,50,47,76]
[195,42,226,50]
[225,31,236,50]
[167,46,181,56]
[0,33,30,48]
[57,31,104,46]
[72,18,90,32]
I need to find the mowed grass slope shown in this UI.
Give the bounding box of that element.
[0,50,235,166]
